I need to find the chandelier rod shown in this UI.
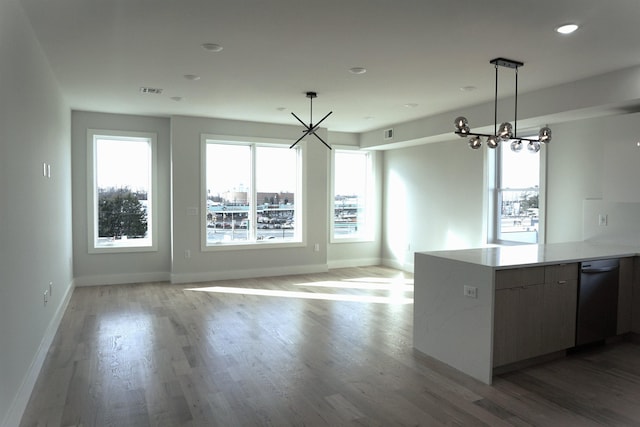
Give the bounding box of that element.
[514,66,518,138]
[494,63,498,137]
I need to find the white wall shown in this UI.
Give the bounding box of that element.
[381,139,485,270]
[0,0,73,424]
[378,111,640,270]
[545,112,640,243]
[71,112,172,285]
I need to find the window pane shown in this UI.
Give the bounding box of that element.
[496,143,540,244]
[500,144,539,189]
[95,137,152,248]
[498,189,539,243]
[256,146,297,242]
[206,144,251,244]
[334,151,368,239]
[204,142,300,246]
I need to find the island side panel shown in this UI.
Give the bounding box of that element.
[634,257,640,333]
[413,253,495,384]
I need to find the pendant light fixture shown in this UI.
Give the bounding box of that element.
[290,92,333,150]
[454,58,552,153]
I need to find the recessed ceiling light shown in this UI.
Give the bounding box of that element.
[202,43,223,52]
[349,67,367,75]
[276,107,287,111]
[459,86,477,92]
[556,23,579,35]
[404,103,418,108]
[184,74,200,81]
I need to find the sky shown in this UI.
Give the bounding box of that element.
[500,143,540,189]
[96,138,150,191]
[96,137,367,197]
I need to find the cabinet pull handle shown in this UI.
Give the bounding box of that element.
[557,280,567,284]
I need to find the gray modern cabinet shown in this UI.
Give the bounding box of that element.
[493,263,578,367]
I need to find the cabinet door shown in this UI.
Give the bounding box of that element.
[493,284,544,367]
[541,280,578,353]
[542,263,578,354]
[493,288,519,367]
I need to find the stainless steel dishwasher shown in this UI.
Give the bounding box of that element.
[576,259,619,346]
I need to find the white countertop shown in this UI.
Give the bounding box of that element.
[417,241,639,269]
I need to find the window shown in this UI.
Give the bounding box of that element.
[332,149,374,241]
[492,140,545,244]
[203,138,302,247]
[88,130,157,252]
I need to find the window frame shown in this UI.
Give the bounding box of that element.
[330,147,375,243]
[488,137,547,245]
[200,134,306,251]
[87,129,158,254]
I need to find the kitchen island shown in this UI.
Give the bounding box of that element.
[413,241,639,384]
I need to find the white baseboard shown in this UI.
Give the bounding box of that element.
[2,280,75,427]
[328,257,381,269]
[171,263,329,284]
[382,257,414,273]
[74,271,171,287]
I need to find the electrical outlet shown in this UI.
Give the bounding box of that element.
[314,243,320,252]
[185,249,191,259]
[463,285,477,299]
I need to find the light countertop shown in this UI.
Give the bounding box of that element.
[417,241,639,269]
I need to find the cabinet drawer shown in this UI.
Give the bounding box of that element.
[495,267,545,290]
[544,263,578,283]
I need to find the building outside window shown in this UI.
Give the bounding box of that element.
[204,139,301,246]
[492,140,545,244]
[88,130,157,252]
[332,149,373,241]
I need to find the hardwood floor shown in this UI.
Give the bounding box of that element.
[20,266,640,426]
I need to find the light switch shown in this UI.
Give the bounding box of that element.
[598,214,608,226]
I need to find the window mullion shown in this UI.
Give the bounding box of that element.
[250,143,257,241]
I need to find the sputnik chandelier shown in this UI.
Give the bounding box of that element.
[290,91,333,150]
[454,58,552,153]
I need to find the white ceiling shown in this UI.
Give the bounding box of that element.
[18,0,640,133]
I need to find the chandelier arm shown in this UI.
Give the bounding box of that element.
[456,131,496,139]
[312,132,332,150]
[312,111,333,129]
[291,112,308,128]
[290,129,312,149]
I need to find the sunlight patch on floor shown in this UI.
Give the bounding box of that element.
[293,279,413,292]
[184,285,413,304]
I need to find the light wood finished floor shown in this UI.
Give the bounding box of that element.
[21,266,640,426]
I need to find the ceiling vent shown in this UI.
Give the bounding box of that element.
[384,128,394,140]
[140,87,163,94]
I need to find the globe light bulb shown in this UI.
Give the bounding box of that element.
[468,136,482,149]
[527,140,541,153]
[486,135,500,149]
[510,140,523,152]
[538,127,552,143]
[454,117,470,136]
[498,122,513,141]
